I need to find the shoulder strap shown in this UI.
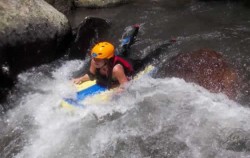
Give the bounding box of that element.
[106,56,134,89]
[113,56,134,75]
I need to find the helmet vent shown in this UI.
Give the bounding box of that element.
[91,42,114,59]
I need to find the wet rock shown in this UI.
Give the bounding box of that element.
[69,17,110,59]
[0,69,13,107]
[74,0,132,8]
[0,0,72,102]
[198,0,250,7]
[44,0,75,14]
[243,0,250,7]
[69,17,110,78]
[155,49,241,99]
[151,0,193,7]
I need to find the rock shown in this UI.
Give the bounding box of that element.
[69,17,110,59]
[44,0,75,14]
[69,17,110,78]
[155,49,241,99]
[151,0,192,7]
[0,0,72,102]
[243,0,250,7]
[0,0,71,47]
[74,0,131,8]
[198,0,250,7]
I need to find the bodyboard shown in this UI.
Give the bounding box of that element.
[61,80,107,109]
[61,65,155,109]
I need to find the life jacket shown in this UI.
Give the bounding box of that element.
[95,56,134,88]
[112,56,134,76]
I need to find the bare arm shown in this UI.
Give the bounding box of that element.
[72,74,90,84]
[112,64,128,89]
[72,59,96,84]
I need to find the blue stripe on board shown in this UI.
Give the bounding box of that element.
[63,84,107,108]
[76,84,107,101]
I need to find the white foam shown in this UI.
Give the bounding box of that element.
[3,60,250,158]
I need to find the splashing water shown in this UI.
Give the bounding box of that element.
[1,1,250,157]
[1,58,250,158]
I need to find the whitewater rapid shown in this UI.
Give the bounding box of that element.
[1,59,250,158]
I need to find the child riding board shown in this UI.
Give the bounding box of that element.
[72,42,134,92]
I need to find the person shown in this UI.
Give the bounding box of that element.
[72,42,134,91]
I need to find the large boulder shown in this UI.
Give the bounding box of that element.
[155,49,241,99]
[0,0,72,102]
[74,0,132,8]
[44,0,75,14]
[69,17,110,59]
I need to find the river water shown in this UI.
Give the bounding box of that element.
[1,0,250,157]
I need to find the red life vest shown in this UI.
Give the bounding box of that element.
[91,56,134,88]
[112,56,134,76]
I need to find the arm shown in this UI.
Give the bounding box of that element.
[112,64,129,90]
[72,74,91,84]
[72,59,96,84]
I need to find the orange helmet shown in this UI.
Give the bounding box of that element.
[91,42,115,59]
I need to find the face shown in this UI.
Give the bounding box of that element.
[93,58,106,68]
